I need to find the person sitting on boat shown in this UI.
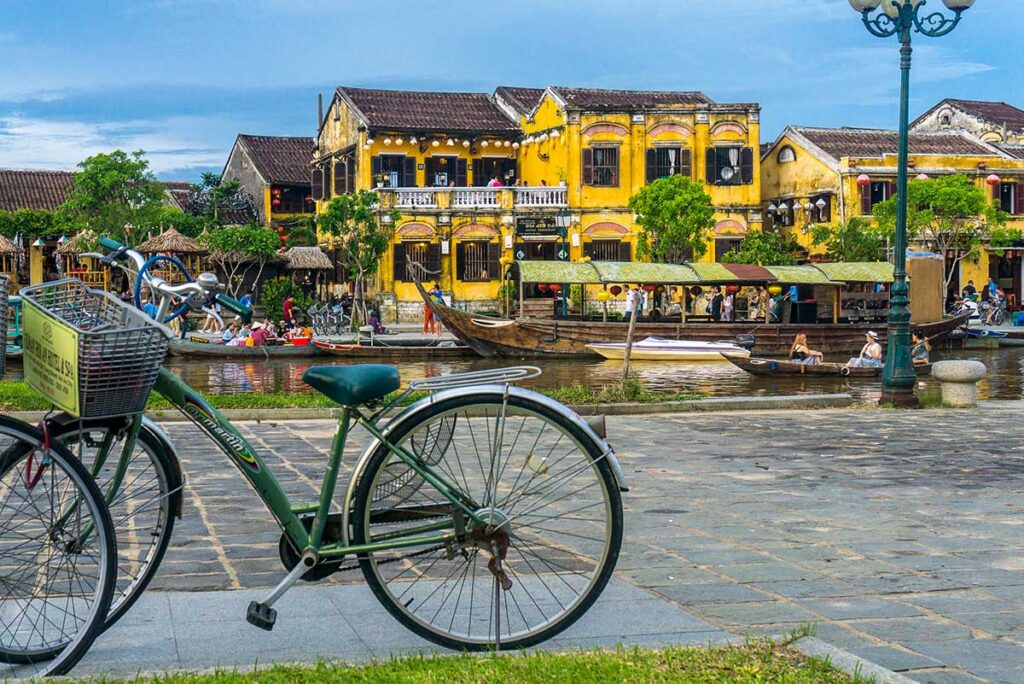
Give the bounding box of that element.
[790,332,824,365]
[911,329,931,366]
[846,331,883,368]
[220,323,237,345]
[250,322,267,347]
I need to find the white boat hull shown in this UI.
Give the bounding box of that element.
[586,338,751,362]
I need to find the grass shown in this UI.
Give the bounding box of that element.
[0,380,703,412]
[81,641,860,683]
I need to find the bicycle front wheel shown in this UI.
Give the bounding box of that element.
[350,393,623,650]
[0,415,117,677]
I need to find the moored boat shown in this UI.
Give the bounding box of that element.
[723,353,932,378]
[311,339,475,359]
[168,338,328,358]
[587,337,750,362]
[965,327,1024,347]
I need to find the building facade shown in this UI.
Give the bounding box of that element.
[761,126,1024,303]
[313,85,762,321]
[221,135,315,232]
[912,99,1024,146]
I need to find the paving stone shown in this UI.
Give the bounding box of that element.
[848,617,976,643]
[797,596,923,620]
[690,600,819,626]
[654,582,772,606]
[848,645,941,673]
[905,639,1024,679]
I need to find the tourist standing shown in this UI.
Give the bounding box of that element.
[710,287,724,322]
[722,291,734,322]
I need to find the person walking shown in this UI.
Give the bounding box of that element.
[424,283,442,334]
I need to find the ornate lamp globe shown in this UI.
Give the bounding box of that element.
[848,0,881,10]
[881,0,923,17]
[942,0,975,8]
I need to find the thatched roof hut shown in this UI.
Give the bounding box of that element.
[0,234,19,255]
[284,246,333,271]
[56,230,97,255]
[137,227,206,255]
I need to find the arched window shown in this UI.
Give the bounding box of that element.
[777,146,796,164]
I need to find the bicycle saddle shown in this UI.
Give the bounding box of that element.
[302,365,400,406]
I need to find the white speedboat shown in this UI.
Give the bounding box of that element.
[586,337,751,362]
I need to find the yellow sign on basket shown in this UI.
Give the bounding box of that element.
[23,304,79,415]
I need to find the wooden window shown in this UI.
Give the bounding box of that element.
[861,180,895,215]
[706,147,754,186]
[333,158,353,195]
[425,156,467,187]
[583,147,619,187]
[999,182,1022,216]
[474,158,517,186]
[812,194,832,223]
[372,154,415,187]
[715,238,743,262]
[393,241,439,281]
[583,240,631,262]
[456,241,500,281]
[646,147,692,183]
[311,168,324,200]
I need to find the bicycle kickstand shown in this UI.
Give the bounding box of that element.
[246,550,316,631]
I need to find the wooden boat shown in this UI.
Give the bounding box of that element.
[586,337,750,362]
[168,338,328,358]
[965,327,1024,347]
[312,339,475,360]
[723,353,932,378]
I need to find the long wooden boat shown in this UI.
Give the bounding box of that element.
[420,284,971,358]
[312,339,475,360]
[965,327,1024,347]
[723,353,932,378]
[168,338,328,358]
[586,338,750,362]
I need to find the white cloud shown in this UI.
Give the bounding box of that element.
[0,115,225,174]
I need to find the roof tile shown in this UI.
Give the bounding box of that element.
[339,87,519,134]
[945,99,1024,132]
[0,169,75,211]
[238,135,314,185]
[493,86,546,118]
[794,127,997,160]
[550,86,713,110]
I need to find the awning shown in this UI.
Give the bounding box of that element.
[514,261,601,284]
[766,265,836,285]
[814,262,894,283]
[590,261,701,285]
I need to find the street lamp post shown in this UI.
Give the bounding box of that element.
[555,210,572,317]
[848,0,975,406]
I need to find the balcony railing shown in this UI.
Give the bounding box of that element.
[514,186,567,207]
[394,188,437,208]
[452,188,501,208]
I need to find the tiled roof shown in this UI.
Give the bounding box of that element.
[0,169,75,211]
[238,135,314,185]
[549,86,713,110]
[493,86,546,117]
[161,181,192,211]
[337,87,519,134]
[995,144,1024,161]
[793,127,998,160]
[915,99,1024,132]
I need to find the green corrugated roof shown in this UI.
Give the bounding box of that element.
[591,261,701,284]
[814,262,894,283]
[687,262,746,283]
[766,265,835,285]
[514,261,601,284]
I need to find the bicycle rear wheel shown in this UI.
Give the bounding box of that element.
[350,392,622,650]
[0,415,117,677]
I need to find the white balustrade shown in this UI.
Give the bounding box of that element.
[393,188,437,208]
[514,186,567,207]
[452,188,501,209]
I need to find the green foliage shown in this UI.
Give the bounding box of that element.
[0,209,76,240]
[721,230,800,266]
[496,280,517,317]
[259,277,313,324]
[874,174,1009,287]
[189,173,254,226]
[628,175,715,262]
[285,219,318,248]
[197,224,281,297]
[153,209,209,239]
[59,150,168,245]
[809,217,889,263]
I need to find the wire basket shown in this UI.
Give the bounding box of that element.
[0,274,7,378]
[19,279,172,418]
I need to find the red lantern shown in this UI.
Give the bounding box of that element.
[726,284,740,294]
[643,284,655,293]
[305,196,314,204]
[916,173,930,180]
[272,198,281,207]
[549,283,562,294]
[609,285,622,296]
[987,174,1001,186]
[857,174,871,188]
[537,283,549,292]
[272,188,282,197]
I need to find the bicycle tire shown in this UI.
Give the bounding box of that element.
[350,392,623,651]
[0,415,117,677]
[46,417,181,633]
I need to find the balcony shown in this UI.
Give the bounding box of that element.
[375,186,567,212]
[393,188,437,208]
[514,186,567,207]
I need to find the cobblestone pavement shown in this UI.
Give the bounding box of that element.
[152,405,1024,683]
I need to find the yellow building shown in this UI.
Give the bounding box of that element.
[761,126,1024,304]
[314,85,762,321]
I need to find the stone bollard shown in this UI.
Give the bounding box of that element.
[931,360,987,408]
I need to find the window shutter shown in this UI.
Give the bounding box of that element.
[346,158,355,193]
[610,148,620,187]
[821,195,832,223]
[455,242,465,281]
[392,243,406,282]
[424,158,435,186]
[705,149,717,185]
[333,160,346,196]
[680,149,692,178]
[311,167,324,200]
[582,148,594,185]
[427,243,441,273]
[371,156,382,182]
[618,241,632,262]
[322,165,331,200]
[645,148,657,184]
[740,147,754,184]
[1015,183,1024,216]
[487,242,500,280]
[455,159,468,187]
[860,184,871,215]
[888,181,897,200]
[992,181,1001,201]
[403,156,416,187]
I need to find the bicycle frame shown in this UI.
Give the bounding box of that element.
[128,367,487,559]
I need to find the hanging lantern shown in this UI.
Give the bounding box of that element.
[550,129,560,139]
[803,201,814,212]
[305,196,314,204]
[857,174,871,187]
[432,139,440,148]
[549,283,562,294]
[538,283,550,292]
[726,284,741,294]
[512,142,520,149]
[503,141,511,148]
[365,137,374,146]
[481,140,489,148]
[394,137,403,145]
[768,285,783,295]
[596,290,611,303]
[768,202,778,212]
[409,136,418,144]
[643,284,655,293]
[271,188,282,197]
[690,286,702,296]
[987,174,1001,186]
[272,198,281,207]
[609,285,622,296]
[462,140,470,148]
[383,137,392,146]
[446,138,455,147]
[916,173,930,180]
[538,133,549,142]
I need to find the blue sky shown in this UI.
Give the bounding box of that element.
[0,0,1018,180]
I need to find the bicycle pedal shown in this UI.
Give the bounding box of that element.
[246,600,277,631]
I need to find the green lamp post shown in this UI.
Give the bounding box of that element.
[848,0,976,406]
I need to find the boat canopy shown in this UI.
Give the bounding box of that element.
[514,260,893,286]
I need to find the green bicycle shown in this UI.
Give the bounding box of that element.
[18,237,627,664]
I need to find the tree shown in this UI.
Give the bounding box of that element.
[628,175,715,262]
[721,230,800,266]
[197,224,280,297]
[284,218,318,248]
[317,191,400,326]
[0,209,76,240]
[187,173,256,226]
[809,217,889,263]
[874,174,1010,289]
[59,150,167,244]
